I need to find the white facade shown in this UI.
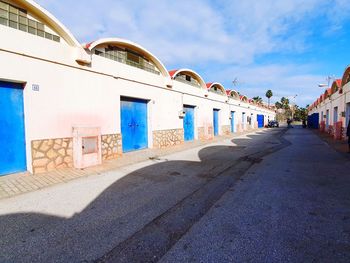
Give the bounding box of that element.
[308,74,350,138]
[0,0,275,175]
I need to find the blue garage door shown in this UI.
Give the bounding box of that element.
[213,109,219,136]
[183,105,195,141]
[121,97,148,153]
[0,81,26,176]
[230,111,235,132]
[257,114,264,128]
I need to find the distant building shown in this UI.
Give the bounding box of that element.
[308,76,350,139]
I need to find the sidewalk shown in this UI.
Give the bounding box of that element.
[0,129,265,200]
[313,130,350,158]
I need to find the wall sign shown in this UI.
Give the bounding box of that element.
[32,84,40,91]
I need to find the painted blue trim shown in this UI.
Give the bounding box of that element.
[0,81,27,176]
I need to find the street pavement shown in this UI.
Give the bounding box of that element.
[0,128,281,263]
[1,127,349,262]
[160,126,350,263]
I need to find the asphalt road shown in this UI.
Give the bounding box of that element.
[160,126,350,263]
[1,127,349,262]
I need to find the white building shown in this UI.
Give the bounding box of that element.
[0,0,275,176]
[308,70,350,139]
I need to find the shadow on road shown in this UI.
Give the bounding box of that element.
[0,129,286,263]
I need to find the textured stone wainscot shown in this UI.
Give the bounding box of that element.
[222,125,231,135]
[32,138,73,174]
[101,134,122,160]
[198,126,213,141]
[153,129,184,148]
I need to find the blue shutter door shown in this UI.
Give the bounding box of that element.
[183,105,195,141]
[257,115,264,128]
[0,82,27,176]
[120,97,148,153]
[230,111,235,132]
[213,109,219,136]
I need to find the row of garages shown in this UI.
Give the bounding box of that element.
[308,74,350,139]
[0,0,275,176]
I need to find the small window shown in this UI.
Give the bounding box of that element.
[0,1,8,11]
[19,23,27,32]
[127,51,140,64]
[9,12,17,22]
[82,136,98,154]
[9,5,18,14]
[52,35,60,42]
[45,32,53,40]
[37,22,44,31]
[9,20,17,29]
[0,8,8,19]
[37,29,44,37]
[28,18,36,28]
[28,26,36,35]
[186,75,191,82]
[0,17,7,25]
[19,15,27,24]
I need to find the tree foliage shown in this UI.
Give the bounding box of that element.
[252,96,263,104]
[265,90,273,106]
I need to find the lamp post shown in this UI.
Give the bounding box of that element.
[318,75,335,88]
[291,94,298,120]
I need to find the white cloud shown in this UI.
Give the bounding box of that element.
[35,0,350,106]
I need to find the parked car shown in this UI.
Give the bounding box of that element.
[268,120,279,128]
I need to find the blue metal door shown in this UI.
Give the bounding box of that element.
[213,109,219,136]
[257,114,264,128]
[0,82,26,176]
[121,97,148,153]
[183,105,195,141]
[230,111,235,132]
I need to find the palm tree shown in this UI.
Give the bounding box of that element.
[265,90,273,107]
[281,97,290,109]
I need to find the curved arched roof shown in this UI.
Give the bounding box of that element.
[341,66,350,87]
[319,94,324,103]
[15,0,80,47]
[240,95,248,102]
[169,69,207,89]
[85,38,170,78]
[331,79,342,94]
[206,82,227,95]
[324,88,332,98]
[226,89,239,99]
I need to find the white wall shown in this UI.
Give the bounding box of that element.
[0,16,275,173]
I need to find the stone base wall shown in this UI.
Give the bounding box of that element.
[31,138,73,174]
[222,125,231,135]
[153,129,184,148]
[198,127,205,140]
[101,134,122,160]
[198,126,213,140]
[327,125,334,136]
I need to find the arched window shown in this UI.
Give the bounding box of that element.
[93,45,161,75]
[0,1,60,42]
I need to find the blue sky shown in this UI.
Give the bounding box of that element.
[36,0,350,107]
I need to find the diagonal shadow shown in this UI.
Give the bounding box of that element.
[0,129,288,263]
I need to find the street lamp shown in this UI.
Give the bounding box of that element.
[318,75,335,88]
[291,94,298,119]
